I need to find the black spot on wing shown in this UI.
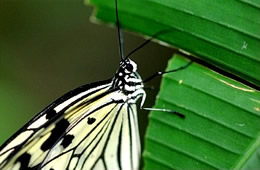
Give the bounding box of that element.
[41,119,69,151]
[16,153,31,169]
[87,117,96,125]
[46,109,56,120]
[61,135,74,148]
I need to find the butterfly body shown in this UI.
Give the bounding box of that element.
[0,59,144,170]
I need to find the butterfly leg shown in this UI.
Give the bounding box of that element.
[143,61,193,83]
[141,107,185,119]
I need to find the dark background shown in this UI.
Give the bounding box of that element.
[0,0,174,151]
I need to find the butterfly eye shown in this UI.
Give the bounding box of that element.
[125,63,133,72]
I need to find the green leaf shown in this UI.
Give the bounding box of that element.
[87,0,260,86]
[144,54,260,169]
[242,147,260,170]
[86,0,260,169]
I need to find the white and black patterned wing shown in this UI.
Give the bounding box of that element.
[41,98,140,170]
[0,80,115,169]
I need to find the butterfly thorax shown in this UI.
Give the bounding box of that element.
[112,59,146,105]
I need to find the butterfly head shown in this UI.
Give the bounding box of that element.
[119,58,137,74]
[112,59,144,96]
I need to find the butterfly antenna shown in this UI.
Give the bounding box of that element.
[115,0,124,61]
[125,29,171,59]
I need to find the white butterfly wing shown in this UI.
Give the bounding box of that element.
[41,97,140,170]
[1,80,139,170]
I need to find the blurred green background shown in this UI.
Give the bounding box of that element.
[0,0,175,149]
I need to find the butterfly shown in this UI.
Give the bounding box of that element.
[0,0,189,169]
[0,57,144,170]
